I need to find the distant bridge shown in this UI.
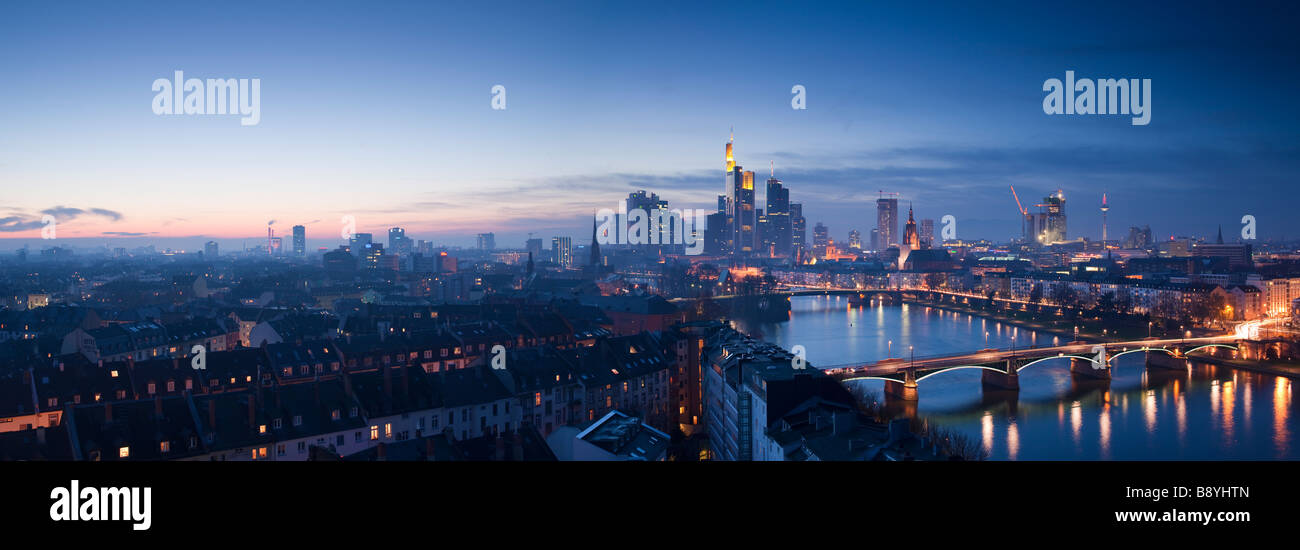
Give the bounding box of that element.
[820,336,1241,400]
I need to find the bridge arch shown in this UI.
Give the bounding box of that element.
[839,375,905,384]
[1015,354,1097,373]
[914,365,1007,383]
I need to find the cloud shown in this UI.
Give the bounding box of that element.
[102,231,149,237]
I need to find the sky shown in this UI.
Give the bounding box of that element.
[1,0,1298,253]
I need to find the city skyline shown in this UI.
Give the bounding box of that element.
[2,1,1298,252]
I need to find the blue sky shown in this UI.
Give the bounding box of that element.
[1,0,1297,251]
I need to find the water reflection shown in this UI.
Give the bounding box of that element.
[736,295,1299,460]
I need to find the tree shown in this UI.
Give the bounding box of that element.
[1095,291,1116,316]
[1029,283,1043,304]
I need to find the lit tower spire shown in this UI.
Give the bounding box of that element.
[725,127,735,172]
[1100,192,1109,248]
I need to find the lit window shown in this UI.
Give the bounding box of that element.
[119,446,130,458]
[331,409,340,420]
[160,441,170,453]
[384,423,392,438]
[110,370,119,378]
[370,426,379,440]
[259,424,267,434]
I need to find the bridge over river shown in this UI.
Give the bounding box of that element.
[819,336,1241,401]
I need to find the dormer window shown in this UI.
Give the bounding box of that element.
[147,383,156,394]
[293,415,302,426]
[47,397,57,408]
[110,370,119,378]
[259,424,267,434]
[273,418,282,429]
[349,407,358,418]
[119,446,130,458]
[331,409,340,420]
[166,380,175,392]
[160,441,170,453]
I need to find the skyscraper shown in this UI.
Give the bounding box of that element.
[848,229,861,249]
[552,236,573,268]
[764,169,792,256]
[877,196,899,249]
[204,241,219,258]
[350,232,373,249]
[790,203,806,254]
[526,238,543,261]
[812,222,829,257]
[920,219,934,248]
[723,133,757,254]
[477,232,496,251]
[388,227,412,255]
[292,225,306,257]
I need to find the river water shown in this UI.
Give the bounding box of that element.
[733,295,1296,460]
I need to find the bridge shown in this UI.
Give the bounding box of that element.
[820,336,1241,401]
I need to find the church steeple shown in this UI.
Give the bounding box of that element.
[1216,225,1224,244]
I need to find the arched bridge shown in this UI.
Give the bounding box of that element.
[821,336,1240,400]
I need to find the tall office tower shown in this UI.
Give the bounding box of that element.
[920,219,934,248]
[723,133,757,254]
[627,190,667,212]
[526,238,543,261]
[790,203,806,253]
[628,190,671,245]
[204,241,219,257]
[869,229,879,251]
[477,232,496,251]
[765,170,792,256]
[350,232,373,249]
[388,227,412,255]
[756,210,770,255]
[416,239,434,255]
[848,229,861,249]
[812,222,829,257]
[292,225,306,257]
[877,197,899,249]
[552,236,573,268]
[1040,191,1071,244]
[360,242,384,270]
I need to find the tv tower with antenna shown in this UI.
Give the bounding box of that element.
[1100,192,1109,249]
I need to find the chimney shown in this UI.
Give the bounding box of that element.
[172,357,179,370]
[376,442,387,461]
[104,402,113,423]
[494,432,505,461]
[382,365,393,401]
[400,364,410,398]
[208,400,217,431]
[154,395,163,417]
[313,379,321,407]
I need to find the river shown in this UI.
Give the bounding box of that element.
[733,295,1296,460]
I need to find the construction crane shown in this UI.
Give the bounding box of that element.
[1010,185,1030,240]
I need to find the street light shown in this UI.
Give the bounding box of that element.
[910,345,915,369]
[1148,321,1152,339]
[888,340,892,358]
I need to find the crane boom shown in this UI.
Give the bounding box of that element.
[1010,185,1027,215]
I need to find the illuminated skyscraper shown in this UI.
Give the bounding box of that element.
[292,225,306,257]
[723,132,757,254]
[877,196,899,249]
[764,166,792,256]
[552,236,573,268]
[477,232,496,250]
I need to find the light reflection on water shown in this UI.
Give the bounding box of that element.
[734,295,1298,460]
